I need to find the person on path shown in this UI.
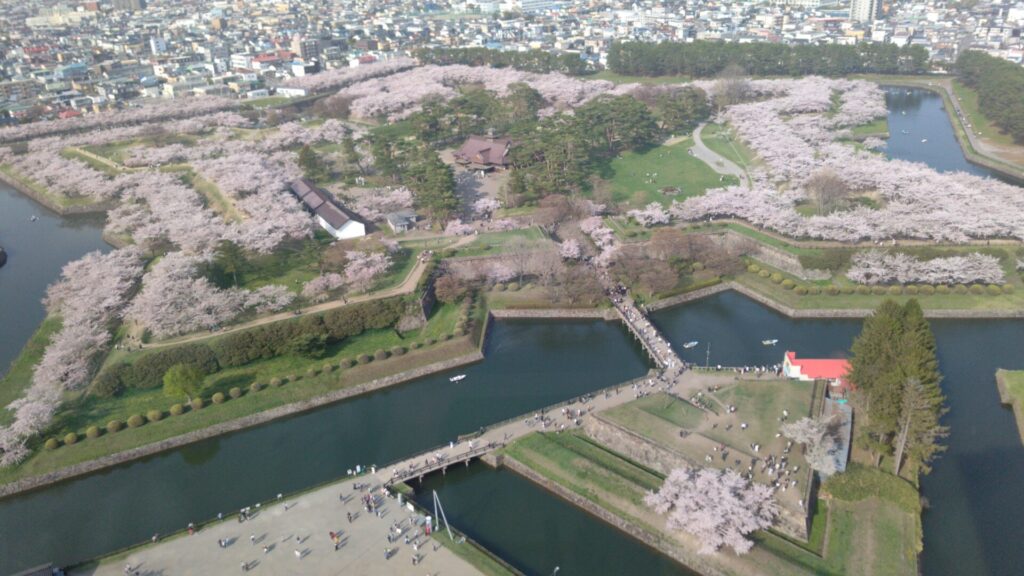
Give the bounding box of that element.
[250,534,255,545]
[294,549,302,560]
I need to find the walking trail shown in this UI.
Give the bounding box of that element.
[690,123,751,189]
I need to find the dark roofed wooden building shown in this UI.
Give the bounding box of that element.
[453,135,513,171]
[290,179,366,239]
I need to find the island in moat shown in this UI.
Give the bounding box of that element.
[2,47,1024,576]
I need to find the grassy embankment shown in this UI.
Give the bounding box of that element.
[0,164,103,210]
[0,318,62,427]
[0,298,484,487]
[995,369,1024,445]
[700,122,758,173]
[447,226,551,258]
[503,431,919,576]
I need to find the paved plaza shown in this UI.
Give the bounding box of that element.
[74,478,482,576]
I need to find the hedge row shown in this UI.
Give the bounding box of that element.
[775,280,1014,297]
[90,297,406,397]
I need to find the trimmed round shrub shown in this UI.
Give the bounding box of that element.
[507,282,520,291]
[808,286,822,295]
[444,333,454,340]
[357,354,371,364]
[842,286,856,295]
[795,287,808,295]
[969,284,985,295]
[781,279,796,289]
[1002,284,1015,294]
[937,285,951,294]
[987,284,1002,295]
[127,414,145,428]
[269,377,283,387]
[190,397,205,410]
[411,342,422,350]
[146,409,163,423]
[169,403,185,416]
[954,284,969,294]
[770,273,783,284]
[249,382,263,394]
[229,386,242,399]
[86,425,101,439]
[905,285,919,295]
[391,346,406,356]
[426,338,436,346]
[107,420,124,433]
[306,368,319,378]
[921,285,935,295]
[747,264,761,273]
[323,364,335,373]
[856,285,871,295]
[888,285,903,295]
[758,269,771,279]
[454,328,467,337]
[212,392,226,404]
[64,432,79,446]
[692,262,705,271]
[44,438,60,450]
[827,286,840,295]
[339,359,354,369]
[374,349,389,361]
[494,283,507,292]
[871,286,887,295]
[292,374,303,382]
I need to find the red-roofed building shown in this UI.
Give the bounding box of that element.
[783,351,853,397]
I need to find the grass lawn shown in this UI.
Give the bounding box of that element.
[602,141,738,208]
[82,141,138,164]
[700,123,758,170]
[451,227,549,257]
[996,369,1024,445]
[172,166,244,222]
[591,71,691,86]
[0,303,474,487]
[849,118,889,138]
[0,317,61,426]
[246,96,291,108]
[604,216,652,242]
[704,380,816,449]
[950,80,1016,148]
[60,148,124,176]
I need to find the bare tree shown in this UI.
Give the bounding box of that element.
[804,169,851,215]
[713,64,751,112]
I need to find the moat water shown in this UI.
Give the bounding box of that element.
[1,87,1023,575]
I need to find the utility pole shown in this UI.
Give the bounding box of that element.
[432,490,455,541]
[705,341,711,369]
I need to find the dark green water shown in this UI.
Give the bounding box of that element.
[414,465,697,576]
[0,319,650,574]
[0,183,109,375]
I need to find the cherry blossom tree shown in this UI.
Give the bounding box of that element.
[559,239,583,260]
[627,202,671,227]
[445,219,476,236]
[645,466,778,555]
[846,250,1005,285]
[343,250,392,293]
[781,417,841,476]
[351,187,415,221]
[302,273,346,302]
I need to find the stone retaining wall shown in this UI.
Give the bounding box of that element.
[646,283,732,312]
[489,308,618,321]
[995,369,1024,446]
[0,350,484,499]
[500,456,731,576]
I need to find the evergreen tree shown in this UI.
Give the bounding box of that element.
[214,240,246,287]
[297,145,330,182]
[341,136,367,176]
[408,148,458,223]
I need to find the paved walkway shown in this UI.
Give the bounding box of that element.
[74,477,482,576]
[691,124,751,189]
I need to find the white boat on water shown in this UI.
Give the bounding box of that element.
[683,341,699,349]
[762,339,779,346]
[921,138,928,143]
[449,374,466,382]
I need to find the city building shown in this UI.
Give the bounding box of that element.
[850,0,882,23]
[783,351,853,397]
[290,179,366,240]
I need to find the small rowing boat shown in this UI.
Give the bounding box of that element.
[683,341,699,349]
[761,339,778,346]
[449,374,466,382]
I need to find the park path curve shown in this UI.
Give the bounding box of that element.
[690,123,750,189]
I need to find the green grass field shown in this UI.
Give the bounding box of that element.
[849,118,890,138]
[950,80,1016,148]
[451,227,549,257]
[700,123,757,169]
[0,164,101,209]
[604,141,738,207]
